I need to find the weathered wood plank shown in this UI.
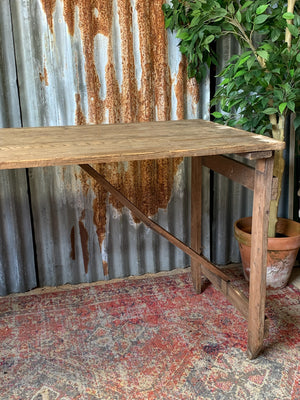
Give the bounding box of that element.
[202,155,255,191]
[203,155,278,200]
[200,265,249,319]
[237,151,273,160]
[247,156,274,359]
[0,120,285,170]
[191,157,203,293]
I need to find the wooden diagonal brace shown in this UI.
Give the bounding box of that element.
[80,163,229,282]
[79,163,265,327]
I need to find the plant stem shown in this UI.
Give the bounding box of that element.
[285,0,296,49]
[226,16,266,68]
[268,116,285,237]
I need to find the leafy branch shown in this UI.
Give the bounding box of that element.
[163,0,300,236]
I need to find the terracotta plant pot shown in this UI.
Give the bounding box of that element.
[234,217,300,289]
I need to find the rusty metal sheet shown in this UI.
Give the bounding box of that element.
[3,0,287,293]
[7,0,206,289]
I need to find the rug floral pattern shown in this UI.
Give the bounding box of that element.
[0,266,299,399]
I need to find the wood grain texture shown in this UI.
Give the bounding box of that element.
[0,120,285,170]
[200,265,249,319]
[202,155,255,191]
[247,157,274,359]
[191,157,203,293]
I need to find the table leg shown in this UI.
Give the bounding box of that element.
[191,157,203,293]
[247,156,274,359]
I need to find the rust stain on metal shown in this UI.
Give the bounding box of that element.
[175,57,200,119]
[43,0,186,270]
[40,0,56,33]
[135,1,154,122]
[187,76,200,115]
[150,0,172,121]
[187,77,200,104]
[104,40,122,123]
[39,66,49,86]
[117,0,139,123]
[63,0,76,36]
[175,57,187,120]
[75,93,86,125]
[77,0,181,253]
[79,220,89,274]
[80,157,182,251]
[73,0,181,255]
[102,260,108,276]
[62,0,115,124]
[70,225,76,260]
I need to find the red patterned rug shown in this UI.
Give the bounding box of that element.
[0,266,299,400]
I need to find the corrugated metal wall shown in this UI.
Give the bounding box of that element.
[1,1,289,295]
[1,0,211,295]
[0,0,37,295]
[211,36,253,265]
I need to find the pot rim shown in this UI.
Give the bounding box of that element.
[234,217,300,250]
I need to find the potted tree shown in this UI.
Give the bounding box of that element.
[163,0,300,288]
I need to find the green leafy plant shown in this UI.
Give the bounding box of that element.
[163,0,300,237]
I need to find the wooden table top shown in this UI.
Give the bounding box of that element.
[0,119,285,169]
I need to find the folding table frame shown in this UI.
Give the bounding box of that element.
[0,119,285,358]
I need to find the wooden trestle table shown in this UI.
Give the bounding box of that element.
[0,119,285,359]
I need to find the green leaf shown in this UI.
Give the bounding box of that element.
[256,5,268,15]
[238,55,251,66]
[279,102,287,114]
[228,3,235,14]
[236,10,242,23]
[205,25,222,34]
[263,108,277,115]
[220,78,230,86]
[211,111,223,118]
[294,14,300,27]
[234,55,250,73]
[297,53,300,63]
[203,35,215,45]
[287,101,295,112]
[244,72,252,83]
[271,68,281,74]
[179,44,187,54]
[226,81,235,95]
[242,1,253,10]
[254,14,269,25]
[176,30,190,40]
[165,17,172,29]
[257,50,269,60]
[261,43,272,51]
[234,70,247,78]
[264,73,272,85]
[283,12,294,20]
[190,15,201,28]
[271,28,281,42]
[287,24,299,37]
[247,56,256,70]
[274,89,284,101]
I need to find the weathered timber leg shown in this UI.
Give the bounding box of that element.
[247,155,274,359]
[191,157,202,293]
